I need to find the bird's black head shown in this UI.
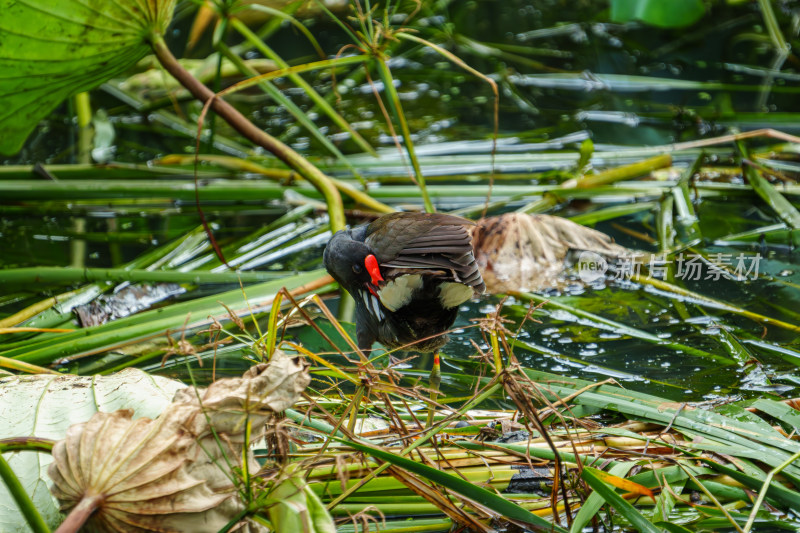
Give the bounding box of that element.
[323,229,384,297]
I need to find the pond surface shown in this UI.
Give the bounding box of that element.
[2,0,800,406]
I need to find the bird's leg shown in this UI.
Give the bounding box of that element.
[426,351,442,429]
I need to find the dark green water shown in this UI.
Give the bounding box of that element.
[2,0,800,404]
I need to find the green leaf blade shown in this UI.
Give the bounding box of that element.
[581,467,663,533]
[610,0,705,28]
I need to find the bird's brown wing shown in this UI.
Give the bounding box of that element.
[365,212,485,294]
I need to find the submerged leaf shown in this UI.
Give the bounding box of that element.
[0,0,177,155]
[74,283,185,327]
[47,351,310,532]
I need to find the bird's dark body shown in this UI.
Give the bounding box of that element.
[359,275,459,353]
[323,212,484,354]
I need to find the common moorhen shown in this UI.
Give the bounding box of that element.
[323,212,485,358]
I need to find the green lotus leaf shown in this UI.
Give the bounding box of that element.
[0,0,176,155]
[609,0,705,28]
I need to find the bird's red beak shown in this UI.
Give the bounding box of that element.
[364,254,384,286]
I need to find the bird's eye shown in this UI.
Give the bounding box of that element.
[352,264,363,274]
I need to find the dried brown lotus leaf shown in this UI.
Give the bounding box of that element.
[471,213,637,293]
[48,350,310,532]
[176,350,312,437]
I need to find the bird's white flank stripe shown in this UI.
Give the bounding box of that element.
[370,294,383,319]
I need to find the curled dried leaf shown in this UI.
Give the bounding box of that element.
[471,213,635,293]
[48,350,310,532]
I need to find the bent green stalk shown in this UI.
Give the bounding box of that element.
[0,455,51,533]
[148,33,346,232]
[0,267,287,285]
[229,18,376,157]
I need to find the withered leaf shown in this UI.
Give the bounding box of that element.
[48,351,310,532]
[471,213,636,293]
